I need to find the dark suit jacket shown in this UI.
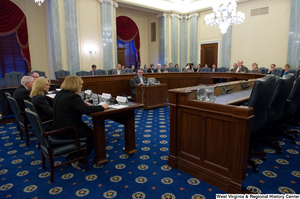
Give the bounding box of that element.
[90,70,96,76]
[52,89,104,138]
[232,65,247,73]
[13,85,31,111]
[132,75,147,87]
[157,69,164,73]
[31,94,53,119]
[147,68,157,73]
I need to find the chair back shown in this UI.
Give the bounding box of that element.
[199,68,212,72]
[24,100,38,113]
[6,95,26,125]
[28,70,46,77]
[94,69,107,75]
[130,79,135,96]
[284,76,300,116]
[216,67,229,72]
[54,70,70,79]
[259,67,268,74]
[182,68,185,72]
[271,68,284,77]
[5,71,24,87]
[168,68,179,72]
[107,69,113,75]
[76,71,90,76]
[0,78,6,87]
[25,108,50,150]
[141,69,147,74]
[287,69,299,78]
[247,75,276,134]
[123,68,133,74]
[267,73,295,123]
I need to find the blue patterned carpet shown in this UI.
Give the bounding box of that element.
[0,107,223,199]
[0,106,299,198]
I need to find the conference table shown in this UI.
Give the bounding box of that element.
[45,93,144,165]
[167,79,257,194]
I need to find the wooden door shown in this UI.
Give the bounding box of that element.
[201,43,218,68]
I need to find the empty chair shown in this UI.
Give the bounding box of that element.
[25,108,88,182]
[6,94,33,146]
[93,69,107,75]
[0,78,6,87]
[140,69,147,74]
[107,69,114,75]
[216,67,229,72]
[168,68,179,72]
[123,68,133,74]
[54,70,70,80]
[271,68,284,77]
[76,71,90,76]
[5,71,24,87]
[182,68,185,72]
[247,75,277,172]
[287,69,299,78]
[199,68,212,72]
[259,67,268,74]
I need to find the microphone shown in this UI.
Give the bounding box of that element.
[83,88,87,100]
[225,79,249,94]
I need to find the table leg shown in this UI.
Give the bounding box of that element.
[123,110,137,155]
[92,117,108,165]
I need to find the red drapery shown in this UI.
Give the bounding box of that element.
[0,0,31,71]
[116,16,140,64]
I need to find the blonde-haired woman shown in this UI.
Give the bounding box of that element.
[30,77,53,119]
[251,63,261,74]
[52,75,109,170]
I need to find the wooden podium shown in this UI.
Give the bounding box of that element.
[168,81,255,193]
[135,84,167,109]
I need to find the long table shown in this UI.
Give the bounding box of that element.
[167,80,256,193]
[57,72,265,98]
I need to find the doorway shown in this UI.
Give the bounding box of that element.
[199,42,220,68]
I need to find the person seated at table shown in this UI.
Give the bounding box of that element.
[184,63,194,72]
[169,63,173,68]
[175,64,179,68]
[131,65,136,73]
[143,64,147,69]
[283,64,290,76]
[212,64,217,72]
[112,64,123,75]
[13,76,34,111]
[232,60,247,73]
[90,64,97,76]
[157,64,164,73]
[204,64,208,68]
[30,77,53,119]
[267,64,276,74]
[132,69,147,86]
[251,63,261,74]
[121,65,125,70]
[147,64,157,73]
[195,64,201,72]
[163,64,168,73]
[52,75,109,170]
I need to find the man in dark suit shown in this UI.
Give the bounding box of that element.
[13,76,34,111]
[147,64,157,73]
[232,60,248,73]
[157,64,164,73]
[132,69,147,87]
[90,64,97,76]
[268,64,276,74]
[112,64,124,75]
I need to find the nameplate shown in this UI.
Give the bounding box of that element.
[116,96,128,103]
[102,93,111,99]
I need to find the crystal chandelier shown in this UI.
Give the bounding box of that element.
[35,0,45,6]
[204,0,245,34]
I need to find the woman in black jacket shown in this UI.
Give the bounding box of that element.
[52,75,109,169]
[30,77,53,119]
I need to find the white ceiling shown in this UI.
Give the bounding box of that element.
[116,0,250,14]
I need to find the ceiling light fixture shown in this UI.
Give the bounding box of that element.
[35,0,45,6]
[204,0,245,34]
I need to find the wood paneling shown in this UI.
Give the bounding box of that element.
[135,84,167,109]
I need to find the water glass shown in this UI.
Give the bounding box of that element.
[210,95,216,103]
[205,85,214,101]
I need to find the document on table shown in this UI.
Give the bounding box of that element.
[110,104,128,109]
